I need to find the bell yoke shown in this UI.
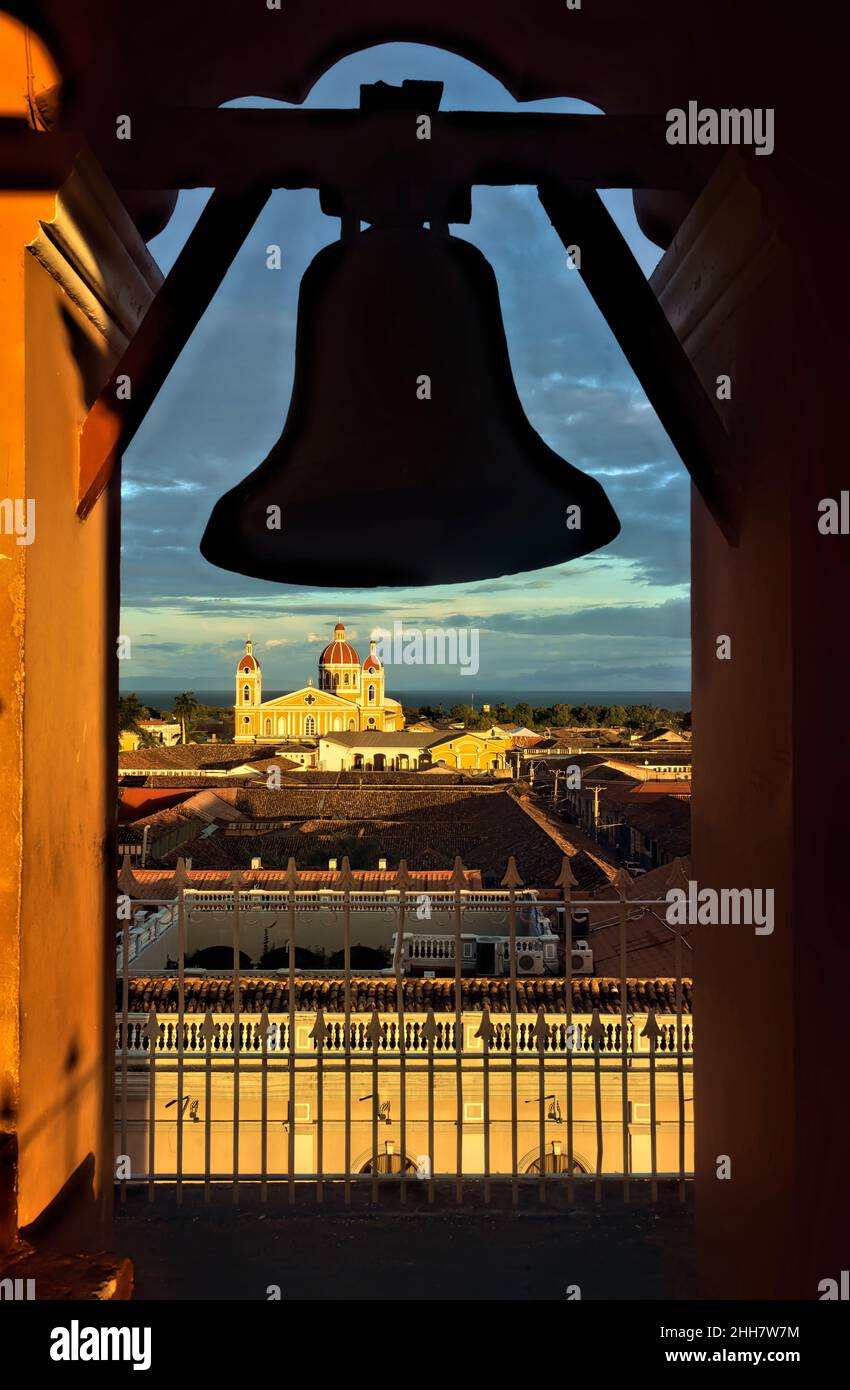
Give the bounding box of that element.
[200,81,620,587]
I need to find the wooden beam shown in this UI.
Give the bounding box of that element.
[1,110,715,194]
[0,118,80,188]
[538,182,737,542]
[77,185,270,518]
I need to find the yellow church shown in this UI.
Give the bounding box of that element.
[234,623,404,742]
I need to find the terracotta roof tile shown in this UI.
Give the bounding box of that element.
[120,974,692,1016]
[118,742,279,771]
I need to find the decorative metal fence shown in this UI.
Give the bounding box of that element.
[115,855,693,1203]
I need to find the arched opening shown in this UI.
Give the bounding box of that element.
[522,1145,587,1176]
[261,945,325,970]
[358,1145,418,1176]
[186,946,253,970]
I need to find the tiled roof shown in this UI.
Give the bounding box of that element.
[223,786,507,818]
[512,794,618,888]
[118,743,279,771]
[628,780,691,797]
[122,867,484,897]
[120,974,692,1016]
[119,769,495,790]
[118,789,197,823]
[611,795,691,858]
[143,785,592,883]
[238,755,304,773]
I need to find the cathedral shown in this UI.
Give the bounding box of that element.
[234,622,403,742]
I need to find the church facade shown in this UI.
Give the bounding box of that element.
[234,623,403,743]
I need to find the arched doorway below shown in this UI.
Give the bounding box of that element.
[523,1145,586,1175]
[358,1144,419,1175]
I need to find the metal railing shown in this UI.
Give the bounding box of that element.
[115,855,693,1204]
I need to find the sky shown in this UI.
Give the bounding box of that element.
[120,43,690,696]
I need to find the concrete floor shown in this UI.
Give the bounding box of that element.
[116,1183,696,1300]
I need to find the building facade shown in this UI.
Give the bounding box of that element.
[318,729,513,771]
[234,624,404,743]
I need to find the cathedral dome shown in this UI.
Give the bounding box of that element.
[319,622,360,666]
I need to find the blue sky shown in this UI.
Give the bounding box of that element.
[121,43,690,694]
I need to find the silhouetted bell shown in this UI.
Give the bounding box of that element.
[201,226,620,586]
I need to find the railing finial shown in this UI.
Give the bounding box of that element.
[475,1002,495,1045]
[449,855,467,891]
[173,856,191,890]
[613,866,632,897]
[555,855,577,890]
[501,855,524,890]
[336,855,356,891]
[118,852,141,896]
[282,857,301,891]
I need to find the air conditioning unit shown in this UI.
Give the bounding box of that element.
[495,936,559,977]
[569,941,594,975]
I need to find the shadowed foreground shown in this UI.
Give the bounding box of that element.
[116,1182,695,1300]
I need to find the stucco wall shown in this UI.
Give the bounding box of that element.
[0,161,161,1248]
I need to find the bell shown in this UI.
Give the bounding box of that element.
[200,226,620,586]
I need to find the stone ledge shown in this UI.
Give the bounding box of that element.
[0,1244,134,1300]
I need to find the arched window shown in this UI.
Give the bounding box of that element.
[344,672,350,686]
[305,715,316,735]
[334,674,340,688]
[264,718,271,735]
[243,684,250,702]
[367,684,376,704]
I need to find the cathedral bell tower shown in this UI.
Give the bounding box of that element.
[361,638,385,714]
[235,639,262,740]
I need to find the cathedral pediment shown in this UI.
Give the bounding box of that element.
[260,686,352,709]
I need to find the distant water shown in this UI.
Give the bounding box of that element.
[122,687,691,713]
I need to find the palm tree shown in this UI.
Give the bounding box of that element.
[172,691,201,744]
[118,692,146,732]
[118,692,157,750]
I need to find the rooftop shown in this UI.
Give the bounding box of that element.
[118,742,280,771]
[123,783,616,885]
[120,973,692,1015]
